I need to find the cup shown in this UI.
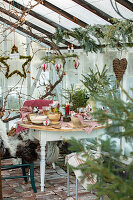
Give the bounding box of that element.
[42,106,49,115]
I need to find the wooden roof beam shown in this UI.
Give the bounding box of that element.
[0,16,81,50]
[0,6,78,48]
[72,0,114,24]
[0,7,52,37]
[4,0,68,31]
[35,0,88,28]
[0,16,52,47]
[115,0,133,12]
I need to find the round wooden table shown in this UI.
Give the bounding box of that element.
[20,123,105,192]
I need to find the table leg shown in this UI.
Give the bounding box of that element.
[40,140,46,192]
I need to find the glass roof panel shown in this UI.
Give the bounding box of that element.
[14,0,81,30]
[25,15,56,34]
[85,0,133,20]
[1,0,133,48]
[46,0,109,25]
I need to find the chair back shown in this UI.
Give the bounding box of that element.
[16,99,53,134]
[23,99,53,109]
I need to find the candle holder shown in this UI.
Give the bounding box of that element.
[63,115,71,122]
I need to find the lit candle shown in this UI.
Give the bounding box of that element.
[65,104,69,116]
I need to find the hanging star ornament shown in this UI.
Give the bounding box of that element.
[0,55,32,79]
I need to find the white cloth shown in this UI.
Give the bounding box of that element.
[65,151,99,190]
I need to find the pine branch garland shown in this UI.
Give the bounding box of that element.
[53,20,133,53]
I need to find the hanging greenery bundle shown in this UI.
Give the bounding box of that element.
[53,19,133,53]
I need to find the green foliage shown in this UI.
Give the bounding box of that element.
[68,67,133,200]
[62,84,88,112]
[41,53,78,63]
[69,137,133,199]
[93,92,133,139]
[81,65,114,98]
[71,89,88,112]
[53,20,133,53]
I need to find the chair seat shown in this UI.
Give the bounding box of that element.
[66,152,97,190]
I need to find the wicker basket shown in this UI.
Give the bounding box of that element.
[48,113,61,124]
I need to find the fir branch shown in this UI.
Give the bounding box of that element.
[41,53,78,63]
[53,20,133,53]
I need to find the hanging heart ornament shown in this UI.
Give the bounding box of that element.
[113,58,127,82]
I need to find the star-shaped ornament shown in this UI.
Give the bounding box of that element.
[0,55,32,79]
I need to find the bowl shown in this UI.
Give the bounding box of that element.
[30,115,47,124]
[48,113,61,124]
[27,113,37,121]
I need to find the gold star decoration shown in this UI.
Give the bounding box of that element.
[0,55,32,79]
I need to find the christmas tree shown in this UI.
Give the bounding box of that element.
[69,65,133,200]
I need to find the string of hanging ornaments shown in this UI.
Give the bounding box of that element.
[41,45,79,75]
[41,48,63,75]
[41,15,79,73]
[67,44,80,69]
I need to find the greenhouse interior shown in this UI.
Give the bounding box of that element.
[0,0,133,200]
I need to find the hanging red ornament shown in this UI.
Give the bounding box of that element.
[73,60,80,69]
[56,64,60,72]
[41,64,47,72]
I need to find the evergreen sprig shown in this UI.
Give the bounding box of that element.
[53,20,133,53]
[68,66,133,200]
[41,53,78,63]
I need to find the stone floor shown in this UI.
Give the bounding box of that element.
[1,158,97,200]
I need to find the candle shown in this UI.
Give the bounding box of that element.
[65,105,69,116]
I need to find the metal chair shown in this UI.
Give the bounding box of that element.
[1,99,57,193]
[1,159,37,193]
[66,152,103,200]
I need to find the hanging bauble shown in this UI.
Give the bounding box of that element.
[73,60,80,69]
[41,63,48,72]
[56,64,60,72]
[113,58,127,82]
[43,119,50,126]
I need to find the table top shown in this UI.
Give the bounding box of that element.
[19,122,105,132]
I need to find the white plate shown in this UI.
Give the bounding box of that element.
[30,115,47,121]
[31,120,44,124]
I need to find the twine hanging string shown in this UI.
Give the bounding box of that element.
[14,27,15,46]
